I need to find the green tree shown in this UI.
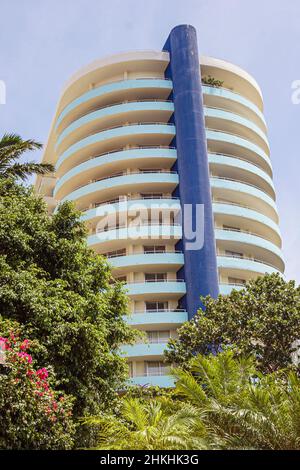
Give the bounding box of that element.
[0,330,75,449]
[166,274,300,373]
[0,180,135,444]
[173,350,300,450]
[0,133,53,180]
[84,397,208,450]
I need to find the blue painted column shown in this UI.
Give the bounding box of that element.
[163,25,219,318]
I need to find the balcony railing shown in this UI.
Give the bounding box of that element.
[125,279,185,284]
[95,222,181,234]
[73,169,178,193]
[211,176,274,198]
[217,227,274,243]
[208,151,267,172]
[81,195,180,212]
[218,254,281,271]
[206,127,269,156]
[133,309,186,314]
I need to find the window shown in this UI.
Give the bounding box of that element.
[141,193,163,199]
[147,330,170,343]
[128,362,133,378]
[225,250,244,258]
[145,273,167,282]
[143,245,166,254]
[105,248,126,258]
[223,225,241,232]
[145,301,168,312]
[145,361,170,376]
[139,168,162,173]
[228,277,246,285]
[115,276,127,283]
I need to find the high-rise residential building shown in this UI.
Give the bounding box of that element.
[36,25,284,387]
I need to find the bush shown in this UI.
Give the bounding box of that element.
[0,331,75,449]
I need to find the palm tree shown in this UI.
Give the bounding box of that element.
[0,133,54,180]
[173,350,300,450]
[84,397,209,450]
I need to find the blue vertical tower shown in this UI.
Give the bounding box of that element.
[163,25,219,318]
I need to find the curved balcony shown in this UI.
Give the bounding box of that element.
[58,171,179,210]
[126,309,188,327]
[108,252,184,273]
[212,201,282,247]
[124,280,186,300]
[211,177,278,223]
[54,147,177,199]
[202,85,267,132]
[56,123,176,175]
[208,153,275,197]
[204,106,269,154]
[206,129,272,175]
[128,375,175,388]
[219,283,245,295]
[56,100,175,153]
[87,224,182,252]
[215,229,284,272]
[56,78,173,132]
[121,342,168,360]
[217,255,282,279]
[201,57,263,111]
[81,197,181,225]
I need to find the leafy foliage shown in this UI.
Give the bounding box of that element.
[173,350,300,450]
[0,133,53,181]
[0,331,75,449]
[201,75,224,87]
[83,397,208,450]
[0,180,135,441]
[166,274,300,373]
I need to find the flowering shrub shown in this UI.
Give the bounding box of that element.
[0,332,75,449]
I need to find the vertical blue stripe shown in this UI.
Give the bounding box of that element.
[163,25,219,318]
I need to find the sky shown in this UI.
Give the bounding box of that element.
[0,0,299,282]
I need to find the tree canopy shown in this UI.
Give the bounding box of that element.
[165,274,300,373]
[0,180,135,444]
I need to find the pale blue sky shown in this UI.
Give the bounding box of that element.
[0,0,299,282]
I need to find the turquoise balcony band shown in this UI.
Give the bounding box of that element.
[215,229,284,271]
[219,284,245,295]
[56,123,176,171]
[121,342,168,358]
[204,107,269,149]
[210,178,278,220]
[208,153,275,195]
[126,310,188,326]
[56,79,173,129]
[109,252,184,270]
[212,202,281,240]
[54,147,177,196]
[87,225,182,248]
[56,100,175,149]
[206,129,272,174]
[217,255,280,275]
[202,85,266,128]
[125,281,187,297]
[128,375,175,387]
[81,198,181,224]
[59,172,179,204]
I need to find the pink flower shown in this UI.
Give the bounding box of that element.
[36,368,48,380]
[0,337,10,350]
[20,339,30,350]
[17,352,33,363]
